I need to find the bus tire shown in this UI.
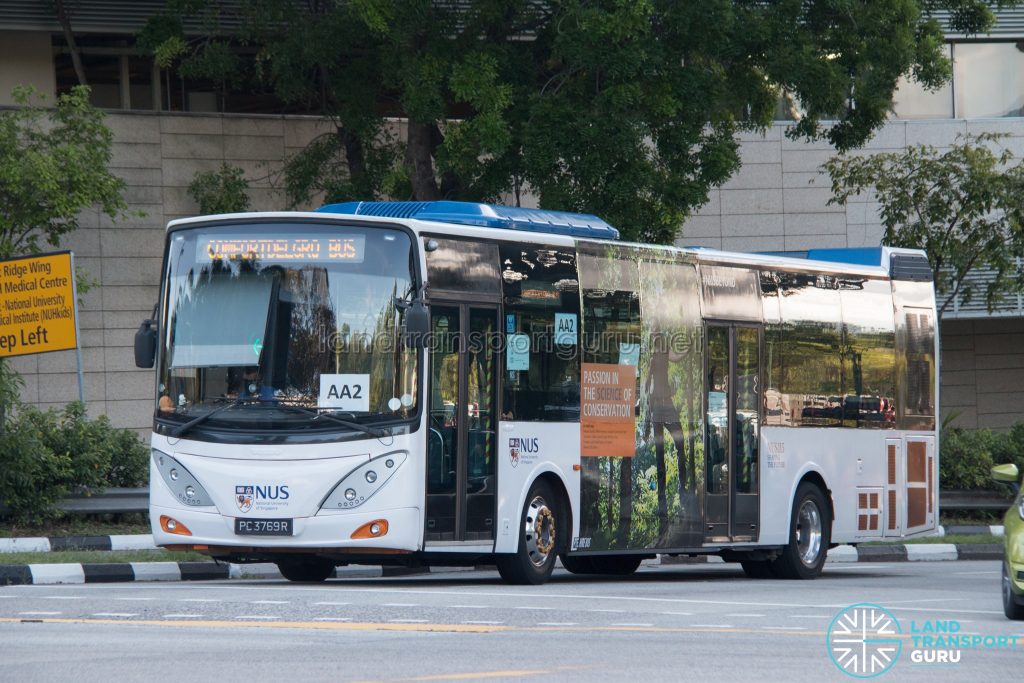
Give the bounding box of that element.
[496,479,562,585]
[740,560,776,579]
[276,557,336,582]
[770,482,830,580]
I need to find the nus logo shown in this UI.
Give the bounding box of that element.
[508,437,539,468]
[235,484,290,513]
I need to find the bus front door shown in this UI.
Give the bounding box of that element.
[704,324,761,543]
[425,303,498,543]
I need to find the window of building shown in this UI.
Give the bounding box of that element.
[953,42,1024,118]
[892,44,954,119]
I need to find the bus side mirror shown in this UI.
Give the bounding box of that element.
[403,301,430,348]
[135,319,157,368]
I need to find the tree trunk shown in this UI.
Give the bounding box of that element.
[54,0,88,87]
[405,120,441,200]
[338,126,369,196]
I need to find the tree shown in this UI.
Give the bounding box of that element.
[189,163,251,214]
[0,85,127,259]
[142,1,1009,243]
[0,85,128,415]
[825,134,1024,316]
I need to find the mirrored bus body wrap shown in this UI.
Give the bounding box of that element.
[143,202,938,583]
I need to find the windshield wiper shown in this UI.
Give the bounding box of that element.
[274,403,387,438]
[168,397,263,438]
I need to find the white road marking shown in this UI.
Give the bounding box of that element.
[235,615,279,620]
[180,599,220,603]
[726,613,766,618]
[589,609,625,613]
[314,617,351,622]
[250,600,290,605]
[463,621,503,625]
[0,596,18,599]
[884,598,968,604]
[449,605,488,609]
[539,622,577,626]
[92,613,138,618]
[43,596,83,600]
[382,603,417,607]
[115,597,155,601]
[313,602,350,606]
[691,624,733,629]
[388,619,428,624]
[611,622,653,627]
[513,606,554,611]
[163,614,203,619]
[19,611,61,616]
[661,612,694,616]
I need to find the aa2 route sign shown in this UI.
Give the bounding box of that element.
[0,251,79,358]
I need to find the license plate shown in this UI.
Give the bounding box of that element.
[235,518,293,536]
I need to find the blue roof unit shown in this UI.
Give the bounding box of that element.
[316,200,620,240]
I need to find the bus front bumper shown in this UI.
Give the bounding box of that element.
[150,503,422,553]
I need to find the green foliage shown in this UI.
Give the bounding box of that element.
[0,85,127,259]
[0,410,71,524]
[140,1,1008,242]
[825,134,1024,315]
[188,163,251,214]
[0,402,149,524]
[940,424,1024,491]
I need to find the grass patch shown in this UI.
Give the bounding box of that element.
[0,549,208,564]
[1,514,151,538]
[864,534,1000,546]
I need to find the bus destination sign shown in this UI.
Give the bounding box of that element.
[197,236,365,264]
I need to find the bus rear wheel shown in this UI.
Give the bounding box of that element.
[496,480,562,585]
[276,557,336,582]
[561,555,643,576]
[770,482,830,580]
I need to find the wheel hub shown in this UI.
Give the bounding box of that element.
[524,496,556,568]
[796,499,822,567]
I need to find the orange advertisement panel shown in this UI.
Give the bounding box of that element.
[0,251,78,358]
[581,362,636,457]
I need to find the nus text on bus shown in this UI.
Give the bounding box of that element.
[135,201,938,584]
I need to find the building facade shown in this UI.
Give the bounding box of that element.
[1,5,1023,432]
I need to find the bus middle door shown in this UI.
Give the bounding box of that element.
[704,323,761,543]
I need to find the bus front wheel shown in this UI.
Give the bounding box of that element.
[276,557,336,582]
[496,479,563,585]
[771,482,830,580]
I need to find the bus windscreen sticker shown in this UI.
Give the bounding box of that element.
[319,374,371,411]
[506,334,530,370]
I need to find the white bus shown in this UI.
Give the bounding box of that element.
[136,201,938,584]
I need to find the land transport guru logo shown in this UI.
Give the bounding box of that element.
[827,602,1020,677]
[827,603,902,678]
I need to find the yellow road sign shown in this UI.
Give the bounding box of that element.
[0,251,79,358]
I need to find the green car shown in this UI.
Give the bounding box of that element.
[992,463,1024,620]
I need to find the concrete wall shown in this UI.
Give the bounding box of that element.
[940,317,1024,430]
[0,31,55,104]
[4,111,1023,434]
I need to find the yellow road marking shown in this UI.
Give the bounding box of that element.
[0,617,502,633]
[353,669,561,682]
[0,616,843,638]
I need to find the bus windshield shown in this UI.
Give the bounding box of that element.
[156,222,418,434]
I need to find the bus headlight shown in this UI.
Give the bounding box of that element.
[320,450,408,511]
[153,449,215,508]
